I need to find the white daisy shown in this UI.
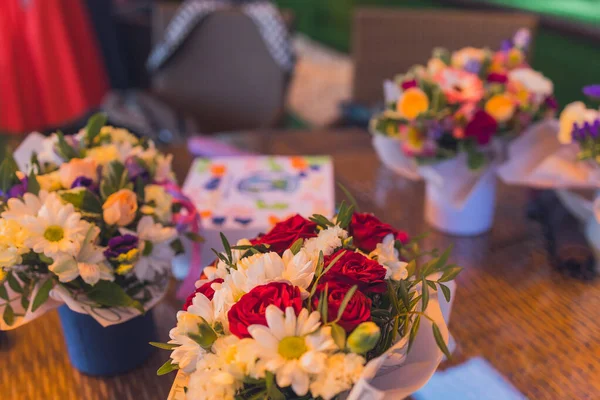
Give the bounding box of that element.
[169,292,218,373]
[121,216,176,281]
[303,225,348,257]
[1,190,48,220]
[248,306,337,396]
[21,193,89,257]
[309,352,366,400]
[370,233,408,281]
[49,226,113,285]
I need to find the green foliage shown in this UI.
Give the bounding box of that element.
[100,161,132,199]
[60,189,103,215]
[84,112,108,146]
[289,238,304,255]
[86,280,144,314]
[0,153,19,194]
[31,278,54,312]
[157,359,179,376]
[149,342,179,350]
[26,170,40,195]
[55,130,80,160]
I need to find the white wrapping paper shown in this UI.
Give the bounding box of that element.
[372,134,497,235]
[167,281,456,400]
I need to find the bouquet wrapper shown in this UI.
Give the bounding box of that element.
[497,120,600,271]
[372,134,497,235]
[167,281,456,400]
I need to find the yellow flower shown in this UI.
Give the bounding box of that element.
[0,219,29,268]
[59,158,98,188]
[396,88,429,120]
[103,189,138,226]
[507,48,524,69]
[86,145,120,166]
[99,126,138,145]
[485,94,516,122]
[140,185,173,223]
[37,171,63,191]
[404,126,425,152]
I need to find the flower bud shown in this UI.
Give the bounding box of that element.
[346,322,381,354]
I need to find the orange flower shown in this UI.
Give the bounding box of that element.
[434,68,484,104]
[103,189,138,226]
[485,94,516,122]
[396,88,429,120]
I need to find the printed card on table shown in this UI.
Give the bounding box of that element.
[182,156,335,266]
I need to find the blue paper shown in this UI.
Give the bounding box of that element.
[414,357,527,400]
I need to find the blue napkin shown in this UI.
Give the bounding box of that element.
[414,357,527,400]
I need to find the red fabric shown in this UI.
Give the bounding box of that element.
[0,0,109,134]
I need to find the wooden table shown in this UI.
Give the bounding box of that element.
[2,128,600,399]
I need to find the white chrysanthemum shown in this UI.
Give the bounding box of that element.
[309,352,366,400]
[21,193,89,257]
[1,190,48,220]
[370,234,408,281]
[49,226,113,285]
[508,68,553,98]
[169,293,218,373]
[122,216,176,281]
[186,369,237,400]
[0,219,29,268]
[303,225,348,257]
[248,306,337,396]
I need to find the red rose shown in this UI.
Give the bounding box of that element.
[250,214,317,254]
[183,278,224,311]
[312,281,371,332]
[228,282,303,338]
[401,79,417,90]
[464,109,497,145]
[486,72,508,84]
[322,250,387,293]
[349,213,409,252]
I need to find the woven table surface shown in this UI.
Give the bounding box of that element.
[2,128,599,399]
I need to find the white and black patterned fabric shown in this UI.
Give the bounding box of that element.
[147,0,294,73]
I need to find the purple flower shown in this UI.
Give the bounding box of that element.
[104,234,139,259]
[544,96,558,110]
[71,176,94,189]
[583,85,600,100]
[464,59,481,75]
[125,156,149,181]
[500,39,513,52]
[6,177,27,199]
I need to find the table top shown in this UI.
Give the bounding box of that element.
[2,128,600,399]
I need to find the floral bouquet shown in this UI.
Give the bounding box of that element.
[155,202,460,400]
[370,29,556,235]
[0,114,200,374]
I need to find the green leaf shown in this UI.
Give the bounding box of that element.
[330,322,347,349]
[335,285,358,322]
[309,214,335,228]
[398,279,410,310]
[0,154,19,193]
[56,130,79,160]
[337,182,360,212]
[220,232,232,263]
[426,280,437,290]
[421,277,429,311]
[20,295,30,311]
[406,260,417,277]
[439,283,452,303]
[157,359,179,376]
[467,148,486,170]
[3,303,15,326]
[100,161,130,199]
[27,170,40,195]
[289,238,304,255]
[60,189,103,214]
[184,231,204,243]
[322,250,346,276]
[314,251,325,276]
[188,320,218,350]
[0,284,8,300]
[439,266,463,282]
[433,245,453,272]
[85,112,107,145]
[432,323,451,359]
[86,280,144,314]
[265,371,285,400]
[135,176,145,202]
[149,341,179,350]
[31,278,55,312]
[408,315,421,352]
[7,273,23,294]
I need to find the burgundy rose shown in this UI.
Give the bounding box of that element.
[486,72,508,84]
[401,79,417,90]
[349,213,409,252]
[322,250,387,294]
[228,282,303,338]
[183,278,224,311]
[545,95,558,110]
[312,281,371,332]
[464,109,497,145]
[250,214,317,254]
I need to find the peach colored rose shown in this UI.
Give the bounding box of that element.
[103,189,138,226]
[59,158,98,189]
[434,68,484,104]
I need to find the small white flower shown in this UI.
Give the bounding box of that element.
[508,68,553,99]
[169,293,218,373]
[37,134,64,166]
[248,306,337,396]
[1,190,48,220]
[49,226,113,285]
[303,225,348,257]
[21,193,89,258]
[309,352,366,400]
[370,234,408,281]
[0,219,29,268]
[122,216,177,281]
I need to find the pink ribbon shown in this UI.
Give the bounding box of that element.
[160,181,202,300]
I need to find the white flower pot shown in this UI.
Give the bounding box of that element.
[424,165,497,236]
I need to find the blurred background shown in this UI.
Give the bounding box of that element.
[0,0,598,141]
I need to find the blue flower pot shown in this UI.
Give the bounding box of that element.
[58,305,158,376]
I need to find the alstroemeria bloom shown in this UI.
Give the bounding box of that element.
[434,68,484,104]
